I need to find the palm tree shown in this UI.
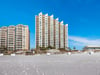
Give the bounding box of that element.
[73,46,76,50]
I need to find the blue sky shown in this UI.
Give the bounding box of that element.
[0,0,100,50]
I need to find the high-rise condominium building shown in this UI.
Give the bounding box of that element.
[35,12,68,49]
[7,26,16,50]
[0,27,8,48]
[15,25,30,51]
[0,24,30,51]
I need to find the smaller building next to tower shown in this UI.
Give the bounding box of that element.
[0,24,30,51]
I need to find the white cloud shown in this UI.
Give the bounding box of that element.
[69,41,85,46]
[69,36,100,46]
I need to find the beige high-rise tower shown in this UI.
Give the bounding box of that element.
[35,12,68,49]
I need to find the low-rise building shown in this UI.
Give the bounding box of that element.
[83,45,100,52]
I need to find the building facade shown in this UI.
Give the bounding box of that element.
[0,24,30,51]
[15,25,30,51]
[35,12,68,49]
[0,27,8,48]
[7,26,16,51]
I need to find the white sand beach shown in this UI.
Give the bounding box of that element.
[0,53,100,75]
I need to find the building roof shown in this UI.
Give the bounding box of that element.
[86,45,100,47]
